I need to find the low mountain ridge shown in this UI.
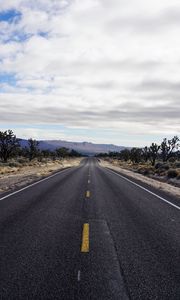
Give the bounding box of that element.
[19,139,127,156]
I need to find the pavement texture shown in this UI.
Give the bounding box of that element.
[0,158,179,299]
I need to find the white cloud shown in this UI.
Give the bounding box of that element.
[0,0,180,145]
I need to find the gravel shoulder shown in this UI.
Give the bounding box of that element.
[0,158,81,195]
[100,160,180,199]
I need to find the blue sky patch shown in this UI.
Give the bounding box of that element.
[0,74,17,92]
[3,32,32,44]
[38,31,49,38]
[0,73,16,85]
[0,9,21,23]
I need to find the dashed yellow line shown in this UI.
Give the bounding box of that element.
[86,191,90,198]
[81,223,89,252]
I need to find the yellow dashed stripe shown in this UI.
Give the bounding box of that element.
[81,223,89,252]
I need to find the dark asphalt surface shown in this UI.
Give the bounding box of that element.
[0,158,179,299]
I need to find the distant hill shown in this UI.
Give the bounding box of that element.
[19,139,127,156]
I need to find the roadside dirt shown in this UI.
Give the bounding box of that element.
[100,160,180,199]
[0,158,81,195]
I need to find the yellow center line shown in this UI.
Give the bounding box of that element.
[86,190,90,198]
[81,223,89,253]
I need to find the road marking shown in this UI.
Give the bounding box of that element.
[0,167,73,202]
[88,179,90,184]
[77,270,81,281]
[86,191,90,198]
[106,168,180,211]
[81,223,89,252]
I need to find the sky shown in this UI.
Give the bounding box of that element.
[0,0,180,147]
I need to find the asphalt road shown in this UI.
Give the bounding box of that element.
[0,158,180,299]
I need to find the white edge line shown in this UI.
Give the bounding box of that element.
[0,167,73,201]
[106,168,180,211]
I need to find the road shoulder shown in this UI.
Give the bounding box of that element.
[100,160,180,200]
[0,158,81,197]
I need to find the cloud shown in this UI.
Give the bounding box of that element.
[107,8,180,35]
[0,0,180,145]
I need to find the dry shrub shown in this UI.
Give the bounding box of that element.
[167,169,178,178]
[0,169,7,175]
[155,162,169,170]
[17,158,28,164]
[8,162,21,168]
[175,162,180,168]
[137,166,154,176]
[168,157,176,163]
[177,174,180,180]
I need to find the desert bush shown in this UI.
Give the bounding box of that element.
[17,158,28,164]
[167,169,178,178]
[168,157,176,163]
[0,169,6,175]
[0,162,8,167]
[162,164,170,170]
[155,168,166,176]
[155,162,163,169]
[40,158,47,163]
[8,162,21,168]
[160,164,169,171]
[155,162,169,171]
[176,174,180,180]
[137,166,154,176]
[175,162,180,168]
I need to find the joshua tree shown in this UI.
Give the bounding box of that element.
[149,143,160,166]
[56,147,69,158]
[130,148,142,163]
[160,136,180,162]
[142,146,150,162]
[0,130,20,162]
[28,138,39,161]
[120,149,131,161]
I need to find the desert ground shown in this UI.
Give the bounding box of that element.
[100,159,180,199]
[0,158,81,195]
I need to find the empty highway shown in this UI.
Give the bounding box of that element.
[0,158,179,299]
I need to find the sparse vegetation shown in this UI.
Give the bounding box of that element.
[167,169,179,178]
[0,129,82,164]
[27,138,40,161]
[0,129,179,189]
[0,130,20,162]
[97,135,180,186]
[0,129,82,193]
[160,136,179,162]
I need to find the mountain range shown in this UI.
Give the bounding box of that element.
[19,139,127,156]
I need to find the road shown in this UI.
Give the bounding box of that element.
[0,158,180,299]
